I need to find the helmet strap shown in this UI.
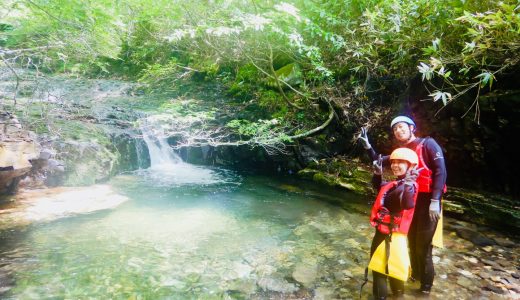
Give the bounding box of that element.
[399,134,416,146]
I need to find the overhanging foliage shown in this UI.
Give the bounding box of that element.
[1,0,519,148]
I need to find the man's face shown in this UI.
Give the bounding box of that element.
[392,122,413,142]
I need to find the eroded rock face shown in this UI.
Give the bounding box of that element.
[0,112,40,194]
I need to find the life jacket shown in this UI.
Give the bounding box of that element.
[415,138,447,193]
[370,181,417,235]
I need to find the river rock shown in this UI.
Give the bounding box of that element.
[497,258,511,268]
[455,227,496,246]
[257,276,298,293]
[483,283,506,294]
[314,287,334,300]
[458,269,476,278]
[232,262,253,279]
[225,279,257,296]
[456,276,473,288]
[38,148,55,160]
[46,159,65,172]
[482,245,494,252]
[433,255,441,264]
[344,238,361,250]
[481,258,501,268]
[292,263,318,287]
[478,271,492,280]
[463,255,479,264]
[493,237,516,248]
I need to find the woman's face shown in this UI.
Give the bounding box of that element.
[391,159,409,176]
[392,122,413,143]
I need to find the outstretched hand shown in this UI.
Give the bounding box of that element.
[357,127,371,150]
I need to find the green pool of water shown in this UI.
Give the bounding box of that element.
[0,166,372,299]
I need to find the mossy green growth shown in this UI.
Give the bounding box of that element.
[58,120,112,145]
[312,172,337,186]
[443,187,520,235]
[12,95,126,186]
[298,157,372,195]
[55,140,120,186]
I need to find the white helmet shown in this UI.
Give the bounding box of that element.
[390,116,415,129]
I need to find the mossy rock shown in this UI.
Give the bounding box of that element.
[341,173,373,195]
[312,172,337,186]
[53,140,120,186]
[443,187,520,235]
[337,179,369,195]
[297,169,318,180]
[297,157,373,194]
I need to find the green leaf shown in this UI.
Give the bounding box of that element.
[475,71,495,88]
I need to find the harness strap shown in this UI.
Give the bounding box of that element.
[359,267,369,299]
[384,233,392,275]
[374,209,400,233]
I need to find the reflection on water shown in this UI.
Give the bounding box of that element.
[0,166,371,299]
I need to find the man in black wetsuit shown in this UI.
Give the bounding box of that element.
[358,115,447,295]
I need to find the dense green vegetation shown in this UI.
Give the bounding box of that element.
[1,0,519,148]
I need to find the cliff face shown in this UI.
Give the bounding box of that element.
[0,112,40,194]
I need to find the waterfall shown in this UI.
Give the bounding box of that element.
[140,120,182,169]
[134,138,149,170]
[138,116,224,186]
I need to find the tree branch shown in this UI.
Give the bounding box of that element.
[266,43,304,110]
[0,55,19,107]
[287,101,335,139]
[168,100,336,154]
[24,0,83,30]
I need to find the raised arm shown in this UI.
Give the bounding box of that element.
[357,127,390,164]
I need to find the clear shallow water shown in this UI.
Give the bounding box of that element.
[0,166,371,299]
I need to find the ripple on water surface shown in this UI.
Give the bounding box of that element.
[129,163,240,188]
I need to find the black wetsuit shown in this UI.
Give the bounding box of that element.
[368,137,447,291]
[370,174,416,299]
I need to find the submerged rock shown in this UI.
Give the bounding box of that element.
[0,185,129,229]
[292,263,318,287]
[256,276,298,293]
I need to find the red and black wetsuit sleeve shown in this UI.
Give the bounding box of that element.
[367,148,390,167]
[372,173,383,191]
[421,138,447,200]
[399,181,416,210]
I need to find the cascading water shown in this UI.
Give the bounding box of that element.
[140,119,183,168]
[134,138,149,170]
[138,116,226,186]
